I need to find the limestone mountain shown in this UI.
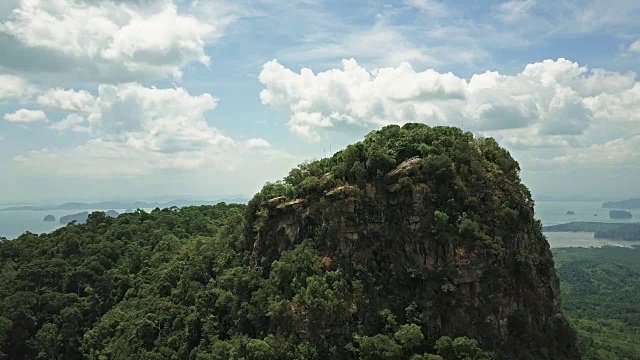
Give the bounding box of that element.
[0,124,578,360]
[246,124,579,359]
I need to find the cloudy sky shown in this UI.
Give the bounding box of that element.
[1,0,639,203]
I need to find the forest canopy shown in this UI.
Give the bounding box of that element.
[0,124,575,360]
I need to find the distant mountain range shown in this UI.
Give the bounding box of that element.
[0,198,249,211]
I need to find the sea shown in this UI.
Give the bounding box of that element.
[0,208,155,241]
[533,201,640,248]
[0,201,638,248]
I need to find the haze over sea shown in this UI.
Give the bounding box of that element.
[0,200,638,247]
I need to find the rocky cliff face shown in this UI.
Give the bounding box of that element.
[247,125,579,359]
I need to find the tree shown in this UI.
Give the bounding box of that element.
[351,334,402,360]
[394,324,424,351]
[35,323,59,359]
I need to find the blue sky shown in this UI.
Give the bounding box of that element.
[1,0,639,203]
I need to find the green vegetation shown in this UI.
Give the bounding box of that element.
[554,246,640,360]
[544,222,640,241]
[0,207,496,360]
[594,223,640,240]
[0,124,579,359]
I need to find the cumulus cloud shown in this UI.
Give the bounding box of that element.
[37,88,97,112]
[4,108,47,123]
[259,58,466,141]
[534,135,640,170]
[49,114,89,133]
[86,83,227,152]
[628,40,640,53]
[258,56,640,196]
[0,0,235,81]
[15,83,299,181]
[40,83,227,153]
[246,138,271,149]
[260,57,635,141]
[0,74,31,100]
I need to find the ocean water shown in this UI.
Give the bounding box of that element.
[0,201,637,247]
[533,201,638,226]
[543,231,640,248]
[0,208,153,240]
[533,201,639,248]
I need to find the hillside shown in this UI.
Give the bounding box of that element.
[554,246,640,360]
[245,124,578,360]
[0,124,578,360]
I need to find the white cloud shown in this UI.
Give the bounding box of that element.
[4,108,47,123]
[498,0,536,21]
[261,57,639,141]
[403,0,448,17]
[246,138,271,149]
[14,83,299,182]
[260,58,467,141]
[566,0,640,34]
[486,128,577,150]
[37,88,97,112]
[0,0,236,81]
[86,83,226,152]
[0,74,31,100]
[279,21,436,68]
[259,56,640,196]
[628,40,640,53]
[537,135,640,169]
[49,113,89,132]
[584,83,640,125]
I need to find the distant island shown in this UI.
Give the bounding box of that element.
[0,198,249,212]
[59,210,121,224]
[602,198,640,209]
[43,214,56,222]
[610,210,633,219]
[543,221,640,241]
[566,211,575,215]
[60,212,89,224]
[544,222,623,233]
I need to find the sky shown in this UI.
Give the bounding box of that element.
[0,0,639,203]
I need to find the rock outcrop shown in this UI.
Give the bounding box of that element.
[603,198,640,209]
[43,214,56,222]
[247,124,579,360]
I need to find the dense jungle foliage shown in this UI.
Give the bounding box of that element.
[0,124,574,359]
[554,246,640,360]
[0,206,494,360]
